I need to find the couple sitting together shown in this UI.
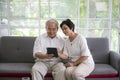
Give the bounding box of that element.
[31,18,95,80]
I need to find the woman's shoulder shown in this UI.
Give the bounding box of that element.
[77,34,86,39]
[77,34,87,43]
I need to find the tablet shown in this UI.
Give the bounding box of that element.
[47,47,58,57]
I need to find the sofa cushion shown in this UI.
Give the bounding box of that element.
[86,38,109,64]
[0,63,33,77]
[87,64,118,78]
[0,63,33,73]
[44,64,118,78]
[0,36,35,63]
[42,64,119,78]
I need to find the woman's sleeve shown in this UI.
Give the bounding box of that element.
[80,36,91,56]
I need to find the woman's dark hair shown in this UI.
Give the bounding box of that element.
[60,19,75,32]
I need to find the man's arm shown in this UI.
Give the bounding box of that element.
[35,52,54,59]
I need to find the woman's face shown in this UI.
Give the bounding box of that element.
[61,24,72,36]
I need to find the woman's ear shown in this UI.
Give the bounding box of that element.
[71,28,74,31]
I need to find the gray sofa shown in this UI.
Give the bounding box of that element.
[0,36,120,80]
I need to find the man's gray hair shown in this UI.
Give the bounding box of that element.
[46,18,59,27]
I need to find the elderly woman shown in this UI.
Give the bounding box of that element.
[60,19,95,80]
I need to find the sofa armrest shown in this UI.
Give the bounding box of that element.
[109,51,120,77]
[109,51,120,70]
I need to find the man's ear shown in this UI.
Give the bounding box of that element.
[57,26,59,30]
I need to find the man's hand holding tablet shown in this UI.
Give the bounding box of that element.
[47,47,58,57]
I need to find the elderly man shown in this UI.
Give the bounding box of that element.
[32,19,68,80]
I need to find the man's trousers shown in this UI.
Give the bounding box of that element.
[32,61,66,80]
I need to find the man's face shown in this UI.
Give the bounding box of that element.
[46,22,58,38]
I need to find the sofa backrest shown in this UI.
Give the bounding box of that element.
[0,36,36,63]
[86,38,109,64]
[0,36,109,64]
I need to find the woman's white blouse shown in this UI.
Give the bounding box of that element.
[63,34,94,64]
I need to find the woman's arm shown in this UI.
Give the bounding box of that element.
[65,56,88,67]
[73,56,88,66]
[57,48,69,59]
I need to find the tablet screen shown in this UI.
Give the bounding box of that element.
[47,47,58,57]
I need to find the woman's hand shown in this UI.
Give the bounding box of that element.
[65,62,75,67]
[65,56,88,67]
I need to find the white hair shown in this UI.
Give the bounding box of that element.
[45,18,58,27]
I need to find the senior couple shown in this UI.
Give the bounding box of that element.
[32,18,95,80]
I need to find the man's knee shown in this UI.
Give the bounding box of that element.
[32,65,39,74]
